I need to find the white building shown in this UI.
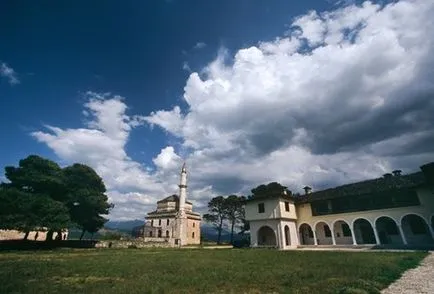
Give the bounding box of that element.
[245,162,434,249]
[133,164,201,246]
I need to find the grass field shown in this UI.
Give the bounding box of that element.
[0,248,427,294]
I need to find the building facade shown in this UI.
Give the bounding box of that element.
[132,164,201,246]
[246,162,434,249]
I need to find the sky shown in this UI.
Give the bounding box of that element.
[1,0,434,220]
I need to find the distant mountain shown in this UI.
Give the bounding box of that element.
[105,220,145,232]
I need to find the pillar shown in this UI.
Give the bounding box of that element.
[373,226,380,245]
[350,227,357,245]
[397,225,407,245]
[331,229,336,245]
[276,223,282,249]
[313,229,318,246]
[428,223,434,242]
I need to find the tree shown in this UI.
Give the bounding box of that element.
[250,182,291,200]
[224,195,245,244]
[2,155,71,240]
[63,164,113,239]
[203,196,227,244]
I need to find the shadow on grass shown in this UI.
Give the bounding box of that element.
[0,240,98,251]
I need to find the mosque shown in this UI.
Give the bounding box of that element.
[132,163,201,246]
[246,162,434,249]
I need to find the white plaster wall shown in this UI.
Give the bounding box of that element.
[278,220,299,249]
[296,187,434,245]
[246,198,280,221]
[278,200,298,220]
[332,221,353,245]
[314,222,333,245]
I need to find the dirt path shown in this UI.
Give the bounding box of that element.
[382,252,434,294]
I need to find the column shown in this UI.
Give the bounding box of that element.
[331,229,336,245]
[276,222,282,249]
[313,229,318,246]
[428,223,434,242]
[397,225,407,245]
[350,227,357,245]
[373,226,380,245]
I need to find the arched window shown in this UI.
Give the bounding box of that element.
[167,219,170,226]
[192,232,195,238]
[159,219,162,226]
[158,230,162,237]
[151,220,153,226]
[193,222,195,228]
[166,230,169,237]
[149,231,152,237]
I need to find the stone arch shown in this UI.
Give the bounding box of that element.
[166,230,170,238]
[353,218,376,244]
[401,214,433,244]
[158,229,162,238]
[284,225,291,246]
[257,226,276,247]
[314,221,333,245]
[332,220,352,245]
[375,216,402,245]
[298,223,314,245]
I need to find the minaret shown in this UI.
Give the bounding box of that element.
[178,162,187,213]
[177,162,188,246]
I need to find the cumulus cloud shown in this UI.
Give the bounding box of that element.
[146,0,434,190]
[33,0,434,220]
[0,62,20,85]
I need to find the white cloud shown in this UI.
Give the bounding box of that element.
[33,0,434,220]
[0,62,20,85]
[193,42,207,50]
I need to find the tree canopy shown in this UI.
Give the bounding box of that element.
[250,182,292,200]
[0,155,113,240]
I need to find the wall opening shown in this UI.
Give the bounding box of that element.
[257,226,276,247]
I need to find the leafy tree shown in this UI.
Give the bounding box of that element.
[63,164,113,239]
[250,182,291,200]
[224,195,245,244]
[203,196,227,244]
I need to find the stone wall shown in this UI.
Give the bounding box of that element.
[0,229,68,241]
[96,239,174,249]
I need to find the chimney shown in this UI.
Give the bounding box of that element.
[420,162,434,186]
[303,186,312,195]
[383,173,393,179]
[392,170,402,177]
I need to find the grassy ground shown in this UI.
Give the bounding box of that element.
[0,248,427,294]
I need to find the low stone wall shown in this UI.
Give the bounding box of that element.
[96,239,173,249]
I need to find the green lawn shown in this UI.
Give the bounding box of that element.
[0,248,427,294]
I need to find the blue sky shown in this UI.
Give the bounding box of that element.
[1,0,434,220]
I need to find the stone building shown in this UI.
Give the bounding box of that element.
[133,163,201,246]
[246,162,434,249]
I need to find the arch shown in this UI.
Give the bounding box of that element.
[353,218,376,244]
[192,232,195,239]
[332,220,353,245]
[284,225,291,246]
[401,214,433,244]
[158,229,162,238]
[166,230,169,238]
[375,216,402,245]
[299,223,314,245]
[315,221,333,245]
[257,226,277,247]
[149,231,153,237]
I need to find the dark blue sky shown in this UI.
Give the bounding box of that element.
[0,0,337,169]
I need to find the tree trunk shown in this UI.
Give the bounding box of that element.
[230,220,235,244]
[217,218,223,245]
[23,231,30,240]
[46,230,54,241]
[79,229,86,240]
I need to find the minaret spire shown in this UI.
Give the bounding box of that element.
[177,162,188,246]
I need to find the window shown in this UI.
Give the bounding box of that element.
[159,219,162,226]
[284,201,290,212]
[149,231,153,237]
[158,230,162,237]
[258,203,265,213]
[167,219,170,226]
[342,223,351,237]
[192,232,195,238]
[324,225,331,237]
[166,230,169,237]
[151,220,154,226]
[193,222,195,228]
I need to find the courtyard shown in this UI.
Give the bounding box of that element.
[0,248,427,293]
